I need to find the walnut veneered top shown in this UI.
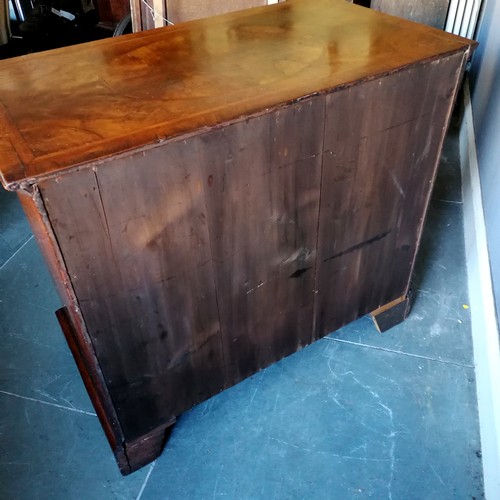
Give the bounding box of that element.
[0,0,475,189]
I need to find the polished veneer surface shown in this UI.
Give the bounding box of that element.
[0,0,475,474]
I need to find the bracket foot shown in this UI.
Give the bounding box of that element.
[370,292,412,333]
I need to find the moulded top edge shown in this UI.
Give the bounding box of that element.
[0,0,475,188]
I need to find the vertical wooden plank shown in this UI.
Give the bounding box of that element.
[371,0,451,29]
[130,0,143,32]
[314,53,465,337]
[94,140,226,436]
[199,97,325,382]
[40,139,225,441]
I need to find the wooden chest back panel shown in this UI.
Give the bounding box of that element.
[40,97,324,438]
[38,52,463,440]
[199,99,325,383]
[41,143,226,438]
[315,53,465,334]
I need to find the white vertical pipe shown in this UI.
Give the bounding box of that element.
[467,0,481,38]
[446,0,482,39]
[446,0,460,32]
[454,0,467,34]
[461,0,474,36]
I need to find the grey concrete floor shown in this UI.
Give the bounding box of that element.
[0,126,484,499]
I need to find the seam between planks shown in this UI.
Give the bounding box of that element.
[311,94,328,341]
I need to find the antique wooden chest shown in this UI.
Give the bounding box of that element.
[0,0,475,474]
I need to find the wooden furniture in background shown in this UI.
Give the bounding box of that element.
[131,0,268,31]
[0,0,475,474]
[164,0,267,24]
[131,0,352,33]
[95,0,130,27]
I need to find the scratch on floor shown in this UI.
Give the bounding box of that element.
[325,357,401,492]
[270,437,391,462]
[61,397,77,410]
[0,235,34,271]
[201,397,216,417]
[212,464,224,499]
[379,402,395,500]
[248,372,265,407]
[353,375,381,400]
[430,463,447,487]
[24,300,52,313]
[136,460,156,500]
[416,288,458,317]
[325,337,474,368]
[349,443,368,456]
[272,392,280,413]
[0,389,97,417]
[329,394,347,411]
[33,389,59,403]
[4,331,59,351]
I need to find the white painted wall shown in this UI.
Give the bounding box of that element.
[461,81,500,500]
[468,1,500,496]
[470,0,500,330]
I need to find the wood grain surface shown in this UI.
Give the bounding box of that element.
[314,52,466,336]
[36,52,467,447]
[0,0,474,189]
[40,141,225,439]
[199,99,324,383]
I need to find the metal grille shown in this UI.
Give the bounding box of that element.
[445,0,482,38]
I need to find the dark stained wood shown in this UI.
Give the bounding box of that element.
[313,52,467,338]
[0,0,474,190]
[199,99,324,382]
[56,307,135,470]
[39,139,226,441]
[370,293,413,333]
[371,0,451,29]
[0,0,476,475]
[115,418,176,474]
[94,0,130,26]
